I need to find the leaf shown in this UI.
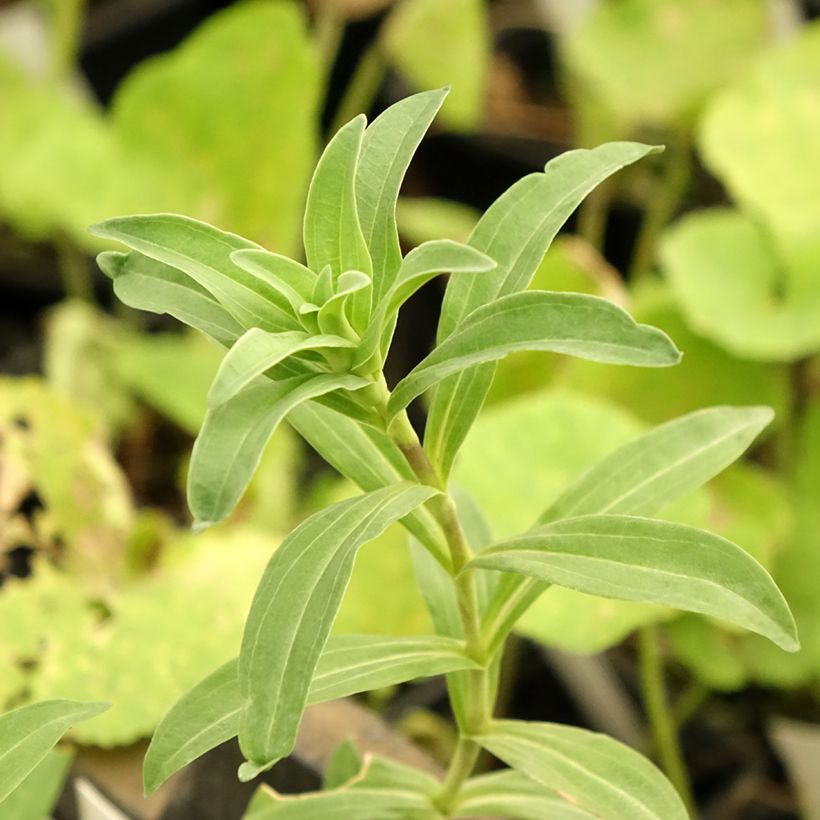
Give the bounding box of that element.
[0,700,109,803]
[143,659,242,796]
[565,0,768,128]
[355,239,496,369]
[237,484,437,776]
[454,770,598,820]
[469,514,799,651]
[288,402,448,565]
[661,208,820,361]
[0,749,73,820]
[244,756,441,819]
[472,719,688,820]
[110,0,320,254]
[207,329,353,408]
[389,291,681,416]
[323,740,363,790]
[99,250,244,347]
[231,249,316,314]
[382,0,489,132]
[308,634,478,705]
[356,88,449,302]
[190,373,369,528]
[541,405,773,522]
[426,141,660,480]
[303,114,371,283]
[90,213,300,332]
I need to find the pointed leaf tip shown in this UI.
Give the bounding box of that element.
[238,760,270,782]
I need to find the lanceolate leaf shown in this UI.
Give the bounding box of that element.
[207,329,354,407]
[303,115,372,334]
[143,659,242,796]
[389,291,680,416]
[308,634,478,705]
[189,373,370,528]
[143,632,470,794]
[355,88,448,303]
[469,515,799,651]
[98,250,244,347]
[0,700,109,803]
[237,484,437,777]
[454,770,599,820]
[90,214,299,332]
[0,749,73,820]
[288,402,448,565]
[426,142,661,480]
[472,720,688,820]
[541,405,774,522]
[355,239,496,369]
[230,249,317,314]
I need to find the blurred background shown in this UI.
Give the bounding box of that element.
[2,0,820,817]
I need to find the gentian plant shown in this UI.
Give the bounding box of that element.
[61,87,796,818]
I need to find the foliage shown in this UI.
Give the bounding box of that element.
[66,89,801,818]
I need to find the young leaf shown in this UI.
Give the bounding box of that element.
[190,373,369,528]
[288,402,449,565]
[355,87,448,302]
[303,114,372,332]
[426,142,661,480]
[541,405,774,522]
[388,291,681,416]
[308,634,479,705]
[472,719,688,820]
[98,250,244,347]
[317,271,372,338]
[231,249,317,315]
[354,240,496,369]
[207,329,354,408]
[454,770,598,820]
[0,700,109,803]
[143,659,242,796]
[90,214,299,332]
[469,514,799,651]
[237,483,437,777]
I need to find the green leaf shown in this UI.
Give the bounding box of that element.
[355,239,496,369]
[0,700,109,803]
[110,0,320,254]
[472,719,688,820]
[356,88,449,302]
[99,250,243,347]
[661,208,820,361]
[190,373,369,528]
[382,0,489,132]
[542,405,773,522]
[454,770,598,819]
[389,291,680,417]
[308,634,478,705]
[426,142,662,478]
[323,740,363,790]
[0,749,73,820]
[317,271,372,338]
[288,402,448,565]
[237,484,437,776]
[469,514,799,651]
[231,249,316,314]
[143,658,242,796]
[207,329,354,408]
[303,115,372,327]
[245,756,441,819]
[90,213,299,332]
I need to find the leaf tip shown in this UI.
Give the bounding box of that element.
[238,759,273,782]
[192,519,213,534]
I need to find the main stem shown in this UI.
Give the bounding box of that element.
[387,408,493,813]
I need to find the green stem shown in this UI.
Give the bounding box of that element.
[48,0,87,85]
[577,181,614,253]
[433,737,481,812]
[329,40,387,135]
[638,626,695,813]
[629,131,692,281]
[314,5,344,82]
[55,232,92,302]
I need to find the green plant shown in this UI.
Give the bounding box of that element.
[84,88,800,818]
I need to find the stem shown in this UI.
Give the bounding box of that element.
[433,737,481,812]
[638,626,695,813]
[577,181,614,253]
[55,232,92,301]
[329,40,386,134]
[314,5,344,82]
[49,0,87,85]
[629,131,692,281]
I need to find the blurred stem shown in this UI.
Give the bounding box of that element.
[639,626,695,813]
[629,131,692,281]
[672,679,709,730]
[330,40,386,135]
[48,0,87,85]
[55,233,92,302]
[577,179,614,253]
[315,5,344,81]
